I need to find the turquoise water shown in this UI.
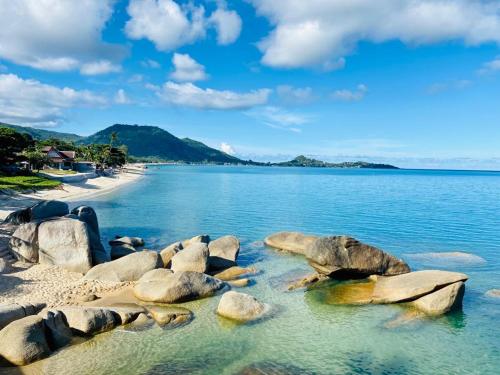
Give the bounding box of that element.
[39,167,500,374]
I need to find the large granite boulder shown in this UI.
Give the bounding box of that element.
[109,236,144,247]
[54,307,118,336]
[181,234,210,248]
[3,207,31,225]
[209,235,240,270]
[411,281,465,315]
[160,241,183,268]
[134,271,226,303]
[371,270,468,304]
[84,250,162,282]
[0,302,45,330]
[304,236,410,278]
[39,310,73,350]
[217,291,267,322]
[3,200,69,225]
[0,315,51,366]
[71,206,109,264]
[110,244,136,260]
[37,218,93,273]
[264,232,318,255]
[9,222,40,262]
[0,258,12,274]
[170,243,209,273]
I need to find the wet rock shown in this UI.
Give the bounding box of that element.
[305,236,410,278]
[287,272,330,291]
[0,315,51,366]
[84,250,162,282]
[411,281,465,315]
[110,243,136,260]
[109,236,145,247]
[134,271,226,303]
[372,270,468,304]
[146,305,193,326]
[213,266,257,281]
[264,231,318,255]
[405,252,486,266]
[208,235,240,270]
[0,302,46,330]
[160,241,182,268]
[170,242,209,273]
[485,289,500,298]
[217,291,266,322]
[228,278,250,288]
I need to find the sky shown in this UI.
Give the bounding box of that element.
[1,0,500,170]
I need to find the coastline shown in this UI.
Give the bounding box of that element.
[0,165,144,221]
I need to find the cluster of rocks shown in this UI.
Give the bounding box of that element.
[265,231,468,316]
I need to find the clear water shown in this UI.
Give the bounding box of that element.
[31,167,500,374]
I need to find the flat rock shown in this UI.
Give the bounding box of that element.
[160,241,182,268]
[170,242,209,273]
[213,266,257,281]
[84,250,162,282]
[208,235,240,270]
[372,270,468,304]
[0,315,51,366]
[305,236,410,278]
[146,305,193,326]
[134,271,226,303]
[54,307,118,336]
[264,231,318,255]
[217,291,267,322]
[411,281,465,315]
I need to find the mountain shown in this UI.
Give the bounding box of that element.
[274,155,399,169]
[82,124,243,164]
[0,122,83,142]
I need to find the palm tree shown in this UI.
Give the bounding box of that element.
[109,131,118,148]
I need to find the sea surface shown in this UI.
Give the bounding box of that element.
[35,166,500,374]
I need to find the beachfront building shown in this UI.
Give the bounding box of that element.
[41,146,76,170]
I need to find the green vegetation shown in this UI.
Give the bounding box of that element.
[0,174,62,191]
[0,122,83,142]
[273,155,399,169]
[0,127,34,166]
[40,168,77,175]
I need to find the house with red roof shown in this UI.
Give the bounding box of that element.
[41,146,76,170]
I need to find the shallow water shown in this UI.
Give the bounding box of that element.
[27,166,500,374]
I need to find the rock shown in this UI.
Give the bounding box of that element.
[217,291,266,322]
[55,307,118,336]
[0,302,45,330]
[287,273,330,291]
[372,270,468,304]
[485,289,500,298]
[228,278,250,287]
[405,252,486,267]
[181,234,210,248]
[39,310,73,350]
[75,294,98,303]
[38,218,93,273]
[110,244,136,260]
[264,231,318,255]
[213,266,257,281]
[0,258,12,273]
[146,306,193,326]
[3,207,31,225]
[30,200,69,221]
[208,235,240,270]
[139,268,173,281]
[134,271,226,303]
[160,242,183,268]
[9,222,40,263]
[170,243,209,273]
[71,206,109,265]
[84,250,162,282]
[0,315,51,366]
[109,236,144,247]
[107,305,145,325]
[304,236,410,278]
[411,281,465,315]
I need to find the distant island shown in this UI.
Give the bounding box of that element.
[0,123,398,169]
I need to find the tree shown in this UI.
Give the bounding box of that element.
[0,127,33,166]
[22,148,49,172]
[109,131,118,148]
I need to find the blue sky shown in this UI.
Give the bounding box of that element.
[1,0,500,169]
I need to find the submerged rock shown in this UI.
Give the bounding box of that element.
[217,291,267,322]
[146,305,193,326]
[304,236,410,278]
[287,272,330,291]
[208,235,240,270]
[485,289,500,298]
[405,252,486,266]
[160,241,183,268]
[170,242,209,273]
[264,231,318,255]
[213,266,257,281]
[84,250,162,282]
[134,271,226,303]
[411,281,465,315]
[0,315,51,366]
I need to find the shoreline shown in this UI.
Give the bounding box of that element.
[0,165,145,221]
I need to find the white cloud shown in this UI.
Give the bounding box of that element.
[478,56,500,75]
[277,85,314,104]
[332,84,368,101]
[0,73,106,127]
[125,0,242,51]
[128,74,144,83]
[141,59,161,69]
[152,81,271,110]
[170,53,208,82]
[251,0,500,69]
[246,106,310,132]
[427,80,471,94]
[209,5,242,45]
[220,142,236,155]
[115,89,131,104]
[80,60,122,75]
[0,0,124,73]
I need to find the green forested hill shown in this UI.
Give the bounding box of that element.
[0,122,83,142]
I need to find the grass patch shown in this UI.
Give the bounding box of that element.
[0,175,62,191]
[41,168,77,175]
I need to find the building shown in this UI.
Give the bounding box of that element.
[41,146,76,170]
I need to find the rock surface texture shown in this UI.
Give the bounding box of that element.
[208,235,240,270]
[264,232,318,255]
[217,291,266,322]
[170,243,209,273]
